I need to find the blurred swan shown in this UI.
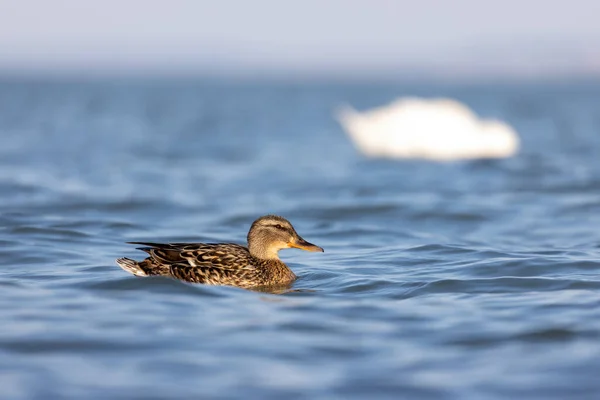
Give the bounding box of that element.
[336,98,519,161]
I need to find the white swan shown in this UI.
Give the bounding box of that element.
[336,98,519,161]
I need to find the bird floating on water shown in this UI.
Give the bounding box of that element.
[336,97,520,161]
[116,215,323,289]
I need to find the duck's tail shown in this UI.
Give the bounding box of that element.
[116,258,149,277]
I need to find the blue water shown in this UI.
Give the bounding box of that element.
[1,78,600,399]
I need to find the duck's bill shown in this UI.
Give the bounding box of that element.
[289,237,324,252]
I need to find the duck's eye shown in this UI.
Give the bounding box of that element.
[274,224,284,230]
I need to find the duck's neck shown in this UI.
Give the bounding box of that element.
[248,242,281,260]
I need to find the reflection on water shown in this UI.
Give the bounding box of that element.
[1,78,600,399]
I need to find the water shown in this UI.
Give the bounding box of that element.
[1,77,600,399]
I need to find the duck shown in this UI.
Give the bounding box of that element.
[116,215,323,289]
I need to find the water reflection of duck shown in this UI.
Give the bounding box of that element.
[116,215,323,289]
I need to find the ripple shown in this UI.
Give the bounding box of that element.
[83,276,230,298]
[0,338,153,354]
[8,226,91,239]
[444,327,600,348]
[416,277,600,295]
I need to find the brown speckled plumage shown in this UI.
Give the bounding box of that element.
[116,215,323,289]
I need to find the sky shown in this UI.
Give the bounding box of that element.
[0,0,598,79]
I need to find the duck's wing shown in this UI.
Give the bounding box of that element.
[129,242,254,271]
[178,243,255,271]
[129,242,257,285]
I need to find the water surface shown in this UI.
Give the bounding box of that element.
[1,78,600,399]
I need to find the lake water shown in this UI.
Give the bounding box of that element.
[1,77,600,399]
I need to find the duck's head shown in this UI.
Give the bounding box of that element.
[247,215,324,260]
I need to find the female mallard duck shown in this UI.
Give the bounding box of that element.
[116,215,323,289]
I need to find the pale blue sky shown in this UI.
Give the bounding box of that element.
[0,0,598,77]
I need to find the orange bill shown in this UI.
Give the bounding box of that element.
[288,237,324,252]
